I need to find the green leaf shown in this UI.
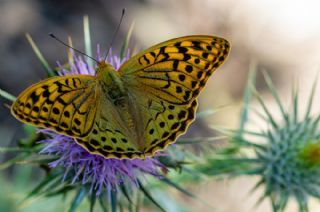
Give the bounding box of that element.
[252,87,279,129]
[232,136,265,149]
[18,124,44,148]
[89,191,97,212]
[22,172,62,203]
[0,88,16,102]
[197,104,235,120]
[118,202,124,212]
[120,21,135,60]
[160,177,195,198]
[26,33,55,77]
[15,154,58,165]
[45,185,77,197]
[304,73,318,120]
[0,146,40,153]
[196,109,216,119]
[250,178,264,195]
[295,191,308,212]
[156,156,191,171]
[161,177,215,210]
[262,70,289,124]
[135,192,142,212]
[0,154,30,170]
[249,106,269,122]
[23,124,37,136]
[137,180,165,212]
[238,61,256,136]
[176,136,226,145]
[83,15,93,67]
[99,194,109,212]
[197,156,262,176]
[111,190,117,212]
[69,187,88,212]
[119,185,133,204]
[211,126,267,138]
[291,81,299,124]
[278,193,289,212]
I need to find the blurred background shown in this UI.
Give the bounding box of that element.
[0,0,320,211]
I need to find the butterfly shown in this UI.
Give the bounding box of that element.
[11,35,230,159]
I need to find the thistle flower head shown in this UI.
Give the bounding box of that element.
[255,112,320,211]
[200,69,320,212]
[58,46,130,76]
[39,129,165,196]
[39,46,166,197]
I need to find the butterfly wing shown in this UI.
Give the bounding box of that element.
[11,75,99,138]
[119,35,230,105]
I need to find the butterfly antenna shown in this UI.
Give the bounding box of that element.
[49,33,98,63]
[103,8,126,61]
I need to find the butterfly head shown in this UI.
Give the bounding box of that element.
[97,60,111,69]
[96,60,116,75]
[95,60,123,88]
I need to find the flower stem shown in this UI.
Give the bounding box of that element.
[83,15,93,67]
[26,33,55,77]
[0,88,16,102]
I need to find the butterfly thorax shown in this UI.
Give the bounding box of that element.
[96,61,126,105]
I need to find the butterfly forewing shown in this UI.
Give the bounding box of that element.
[11,75,99,138]
[119,35,230,105]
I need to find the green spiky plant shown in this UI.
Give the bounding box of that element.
[198,63,320,212]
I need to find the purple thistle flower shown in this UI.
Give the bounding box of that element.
[39,46,166,196]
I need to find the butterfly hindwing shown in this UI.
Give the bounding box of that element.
[75,98,144,159]
[76,121,143,159]
[11,75,99,138]
[142,98,198,156]
[119,35,230,105]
